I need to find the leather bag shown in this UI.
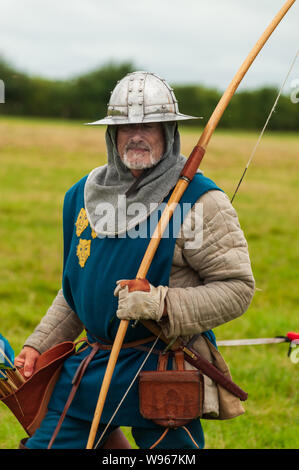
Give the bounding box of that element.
[0,341,75,436]
[139,350,204,428]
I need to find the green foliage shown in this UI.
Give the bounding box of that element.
[0,58,135,121]
[0,57,298,130]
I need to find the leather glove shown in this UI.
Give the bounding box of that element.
[114,278,168,322]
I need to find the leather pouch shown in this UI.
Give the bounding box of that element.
[0,341,75,436]
[139,350,204,428]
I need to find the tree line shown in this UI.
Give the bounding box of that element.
[0,58,298,131]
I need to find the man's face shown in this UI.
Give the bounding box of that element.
[116,123,165,170]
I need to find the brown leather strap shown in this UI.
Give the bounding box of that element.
[174,350,185,371]
[157,352,169,371]
[157,350,186,372]
[47,343,101,449]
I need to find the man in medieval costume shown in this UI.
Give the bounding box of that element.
[15,71,255,449]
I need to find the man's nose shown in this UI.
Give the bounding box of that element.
[130,128,145,141]
[131,134,143,142]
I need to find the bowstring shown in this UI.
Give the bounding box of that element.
[93,332,162,449]
[231,49,299,204]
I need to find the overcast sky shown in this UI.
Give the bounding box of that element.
[0,0,298,91]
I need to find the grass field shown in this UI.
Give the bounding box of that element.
[0,116,298,449]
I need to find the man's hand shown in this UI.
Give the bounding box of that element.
[14,346,40,378]
[114,278,168,322]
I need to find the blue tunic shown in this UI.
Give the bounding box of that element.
[48,172,221,428]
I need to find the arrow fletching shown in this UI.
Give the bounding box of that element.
[286,332,299,342]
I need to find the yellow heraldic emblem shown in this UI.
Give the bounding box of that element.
[75,208,89,237]
[76,239,91,268]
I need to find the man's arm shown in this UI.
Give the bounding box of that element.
[163,190,255,337]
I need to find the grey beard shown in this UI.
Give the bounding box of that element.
[122,150,162,170]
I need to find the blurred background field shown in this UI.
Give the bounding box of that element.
[0,116,298,449]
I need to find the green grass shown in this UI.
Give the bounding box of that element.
[0,117,298,449]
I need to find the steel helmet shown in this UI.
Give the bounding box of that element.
[85,71,200,125]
